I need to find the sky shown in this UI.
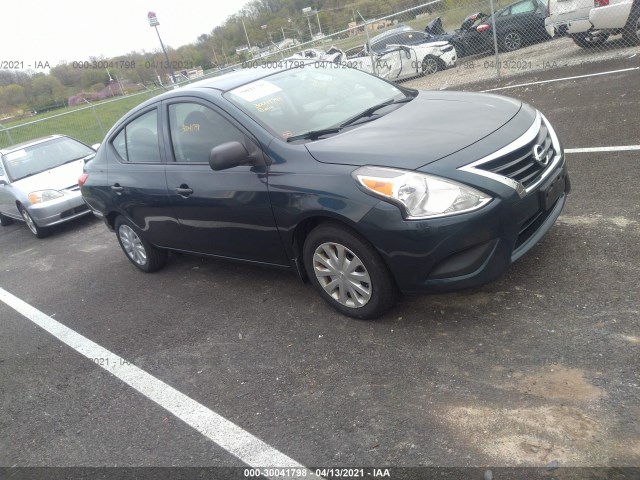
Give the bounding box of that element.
[2,0,251,70]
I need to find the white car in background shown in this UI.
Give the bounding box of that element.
[545,0,640,47]
[345,41,457,82]
[0,135,96,237]
[285,47,344,63]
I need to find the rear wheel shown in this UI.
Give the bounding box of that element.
[501,31,523,51]
[572,31,610,48]
[303,223,398,320]
[115,216,167,273]
[622,9,640,45]
[0,213,14,226]
[18,205,49,238]
[421,55,440,75]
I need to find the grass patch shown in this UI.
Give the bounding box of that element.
[0,89,165,149]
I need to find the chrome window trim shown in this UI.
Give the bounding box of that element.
[459,111,563,198]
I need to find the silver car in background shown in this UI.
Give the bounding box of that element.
[0,135,96,238]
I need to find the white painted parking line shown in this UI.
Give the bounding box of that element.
[0,287,310,479]
[481,67,640,93]
[565,146,640,154]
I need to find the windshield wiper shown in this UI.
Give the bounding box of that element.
[340,96,414,128]
[286,128,342,143]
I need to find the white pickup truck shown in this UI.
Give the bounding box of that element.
[545,0,640,47]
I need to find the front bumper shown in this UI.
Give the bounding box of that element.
[27,189,91,227]
[358,160,570,294]
[439,48,457,68]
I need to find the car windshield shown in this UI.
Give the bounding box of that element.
[225,63,408,140]
[2,137,94,182]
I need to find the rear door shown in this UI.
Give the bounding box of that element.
[502,0,546,38]
[162,97,288,266]
[107,106,183,249]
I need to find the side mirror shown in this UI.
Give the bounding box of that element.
[209,141,251,171]
[0,178,7,186]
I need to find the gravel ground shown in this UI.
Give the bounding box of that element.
[407,35,639,90]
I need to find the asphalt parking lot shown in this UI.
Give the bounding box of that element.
[1,59,639,478]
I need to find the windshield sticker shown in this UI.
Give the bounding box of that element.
[231,80,282,102]
[4,150,27,165]
[254,96,283,113]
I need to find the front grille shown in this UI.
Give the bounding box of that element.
[474,121,556,189]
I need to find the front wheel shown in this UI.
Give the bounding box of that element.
[303,223,398,320]
[115,216,167,272]
[19,205,49,238]
[421,55,440,75]
[572,32,610,48]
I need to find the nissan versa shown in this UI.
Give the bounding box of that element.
[80,61,570,319]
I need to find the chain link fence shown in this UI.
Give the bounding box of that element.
[1,0,638,149]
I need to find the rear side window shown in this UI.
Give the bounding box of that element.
[111,109,161,163]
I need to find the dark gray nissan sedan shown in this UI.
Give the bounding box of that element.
[80,61,569,319]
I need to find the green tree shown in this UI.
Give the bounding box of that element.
[30,75,66,110]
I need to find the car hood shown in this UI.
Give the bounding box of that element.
[305,91,523,170]
[11,159,84,193]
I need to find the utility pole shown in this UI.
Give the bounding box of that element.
[302,7,314,40]
[241,18,252,51]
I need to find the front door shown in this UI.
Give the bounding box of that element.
[162,99,288,266]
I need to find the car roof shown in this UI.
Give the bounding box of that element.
[370,25,414,43]
[102,60,324,134]
[0,134,65,156]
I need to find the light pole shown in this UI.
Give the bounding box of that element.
[147,11,177,84]
[241,18,252,54]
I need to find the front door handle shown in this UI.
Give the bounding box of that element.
[111,184,124,193]
[175,186,194,197]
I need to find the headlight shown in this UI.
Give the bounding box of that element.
[353,166,491,219]
[28,190,64,204]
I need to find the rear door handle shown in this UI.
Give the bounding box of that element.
[111,184,124,193]
[175,186,194,197]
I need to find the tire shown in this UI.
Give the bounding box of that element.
[0,213,14,226]
[115,216,167,273]
[501,31,523,51]
[622,8,640,45]
[303,222,398,320]
[18,205,49,238]
[421,55,440,75]
[572,32,610,48]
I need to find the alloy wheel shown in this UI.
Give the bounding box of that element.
[504,32,522,51]
[422,57,439,75]
[118,224,148,266]
[20,207,38,235]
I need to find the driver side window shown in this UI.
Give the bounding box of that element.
[168,103,245,164]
